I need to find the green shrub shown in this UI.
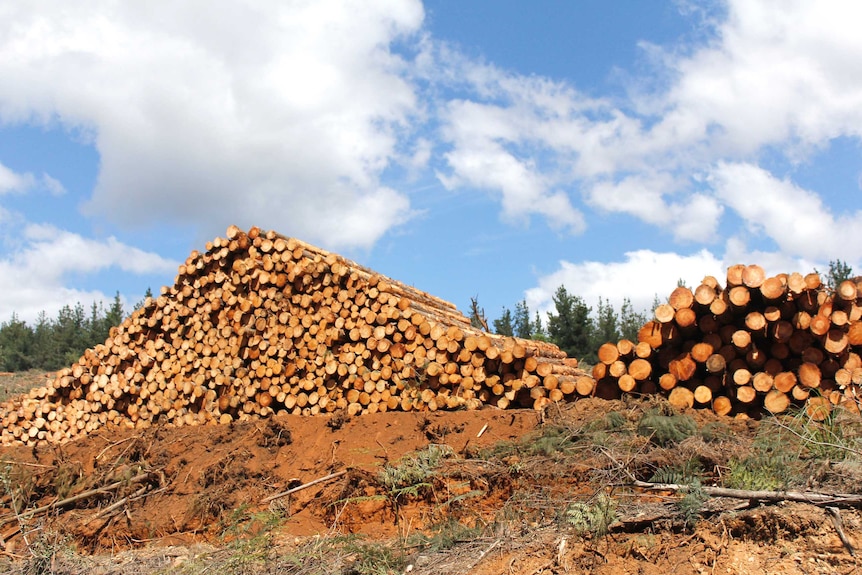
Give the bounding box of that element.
[562,493,617,537]
[637,411,697,446]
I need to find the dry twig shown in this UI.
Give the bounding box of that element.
[261,470,348,504]
[826,506,856,556]
[0,470,161,526]
[630,480,862,507]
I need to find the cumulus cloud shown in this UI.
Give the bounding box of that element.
[710,162,862,262]
[663,0,862,155]
[524,250,725,318]
[437,91,588,232]
[0,162,34,194]
[0,0,425,250]
[585,172,723,242]
[435,0,862,263]
[0,224,179,323]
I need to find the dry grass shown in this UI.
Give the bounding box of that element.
[0,370,52,402]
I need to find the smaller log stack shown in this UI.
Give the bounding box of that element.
[0,226,585,446]
[593,264,862,420]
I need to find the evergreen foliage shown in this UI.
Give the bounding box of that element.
[0,292,126,372]
[618,297,648,342]
[492,307,514,336]
[531,311,547,340]
[490,290,650,360]
[513,300,532,339]
[825,259,853,289]
[546,286,593,360]
[591,297,620,353]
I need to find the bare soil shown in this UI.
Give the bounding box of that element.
[1,371,861,574]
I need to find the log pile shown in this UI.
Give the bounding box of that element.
[0,226,586,446]
[594,264,862,420]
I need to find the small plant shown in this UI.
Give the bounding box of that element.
[525,425,578,457]
[699,421,734,443]
[777,408,862,461]
[637,410,697,446]
[677,480,707,530]
[649,457,704,485]
[219,504,284,539]
[563,492,617,538]
[19,524,70,575]
[725,431,802,491]
[378,444,453,500]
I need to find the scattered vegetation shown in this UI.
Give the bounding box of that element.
[2,394,862,573]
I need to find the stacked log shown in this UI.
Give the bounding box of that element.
[595,264,862,421]
[0,226,585,446]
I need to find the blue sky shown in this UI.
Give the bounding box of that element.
[1,0,861,326]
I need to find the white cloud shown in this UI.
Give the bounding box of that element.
[525,249,725,318]
[0,0,425,250]
[0,162,34,194]
[439,109,585,232]
[585,172,723,242]
[41,173,66,196]
[662,0,862,155]
[710,162,862,262]
[0,223,179,324]
[433,0,862,258]
[435,73,600,232]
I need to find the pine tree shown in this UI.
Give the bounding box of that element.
[531,311,547,341]
[514,300,532,339]
[591,297,620,351]
[492,307,514,336]
[0,314,35,371]
[31,311,58,369]
[825,260,853,290]
[105,291,124,330]
[54,304,88,367]
[87,301,105,345]
[619,297,648,342]
[546,286,592,360]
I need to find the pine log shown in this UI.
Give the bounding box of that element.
[763,389,790,413]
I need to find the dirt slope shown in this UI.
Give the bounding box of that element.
[1,372,861,574]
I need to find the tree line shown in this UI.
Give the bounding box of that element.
[472,288,649,364]
[0,294,126,372]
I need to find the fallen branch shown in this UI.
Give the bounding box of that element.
[0,470,161,526]
[630,480,862,507]
[91,482,168,521]
[0,460,54,470]
[95,435,142,461]
[261,470,348,504]
[826,506,856,557]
